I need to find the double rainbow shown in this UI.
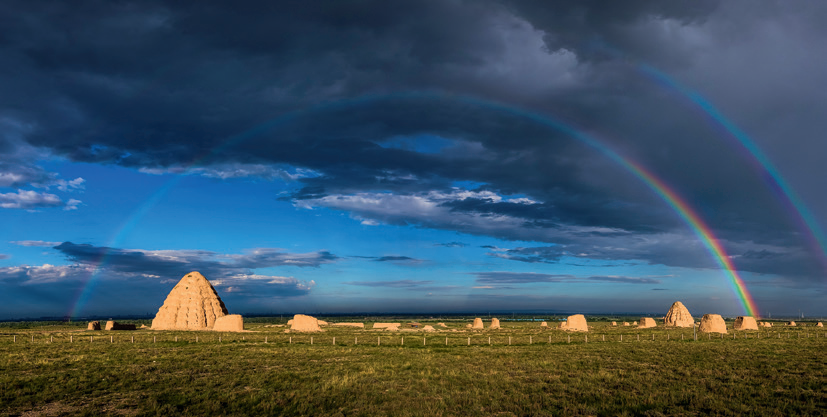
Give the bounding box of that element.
[68,92,760,318]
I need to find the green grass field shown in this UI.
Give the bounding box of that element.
[1,318,824,416]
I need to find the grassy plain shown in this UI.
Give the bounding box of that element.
[0,318,824,416]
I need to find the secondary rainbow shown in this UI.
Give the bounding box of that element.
[67,92,760,318]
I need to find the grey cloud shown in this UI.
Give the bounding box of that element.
[53,242,338,280]
[473,271,661,285]
[435,242,468,248]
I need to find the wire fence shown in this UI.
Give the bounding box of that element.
[1,329,824,347]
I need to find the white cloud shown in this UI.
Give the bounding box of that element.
[10,240,62,247]
[55,177,85,192]
[0,189,63,209]
[64,199,82,211]
[0,264,94,285]
[294,189,620,243]
[139,163,319,181]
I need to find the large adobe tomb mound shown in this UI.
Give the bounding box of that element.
[698,314,727,333]
[151,271,244,331]
[471,318,484,329]
[490,318,501,329]
[733,316,758,331]
[663,301,694,327]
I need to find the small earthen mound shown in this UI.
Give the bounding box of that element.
[332,323,365,328]
[663,301,694,327]
[562,314,588,332]
[290,314,322,332]
[760,322,773,327]
[318,320,329,326]
[733,316,758,331]
[373,323,401,329]
[611,321,617,326]
[105,321,136,331]
[465,324,472,328]
[422,325,435,331]
[540,321,548,327]
[151,272,229,330]
[489,318,500,329]
[638,318,656,328]
[816,322,823,327]
[213,314,244,332]
[559,321,568,330]
[623,322,630,326]
[437,323,447,327]
[787,321,796,326]
[87,321,101,331]
[471,318,484,329]
[140,324,148,329]
[632,321,638,326]
[698,314,727,333]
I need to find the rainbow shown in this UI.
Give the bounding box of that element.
[582,40,825,275]
[638,65,827,276]
[67,92,760,318]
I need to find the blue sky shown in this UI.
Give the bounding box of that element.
[1,1,825,319]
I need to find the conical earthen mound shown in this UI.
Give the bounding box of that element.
[663,301,694,327]
[151,271,228,330]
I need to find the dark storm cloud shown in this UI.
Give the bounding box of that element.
[1,1,824,281]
